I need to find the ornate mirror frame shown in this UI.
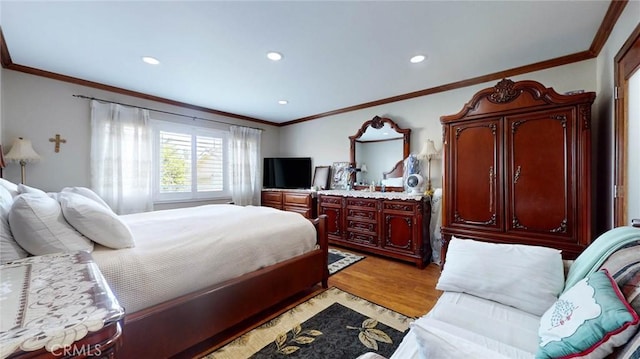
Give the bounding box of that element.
[349,116,411,190]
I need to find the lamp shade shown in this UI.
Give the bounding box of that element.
[418,139,440,159]
[5,137,41,162]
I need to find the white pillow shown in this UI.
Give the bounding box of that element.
[0,178,19,197]
[8,193,93,255]
[17,183,48,196]
[0,185,14,215]
[0,207,28,264]
[58,192,134,249]
[61,187,111,210]
[436,237,564,316]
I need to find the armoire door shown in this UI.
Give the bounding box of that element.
[448,118,503,232]
[505,108,574,238]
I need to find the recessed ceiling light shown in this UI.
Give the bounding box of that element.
[278,100,288,105]
[410,55,426,64]
[142,56,160,65]
[267,52,283,61]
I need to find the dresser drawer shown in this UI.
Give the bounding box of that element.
[319,195,343,207]
[347,220,377,233]
[284,192,311,206]
[262,191,283,204]
[284,205,312,218]
[346,198,377,209]
[347,208,376,221]
[346,230,378,246]
[383,200,417,214]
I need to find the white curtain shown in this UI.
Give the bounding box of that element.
[229,126,262,206]
[90,100,153,214]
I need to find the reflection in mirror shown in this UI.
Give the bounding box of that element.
[349,116,410,189]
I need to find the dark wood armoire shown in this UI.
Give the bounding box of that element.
[440,79,595,262]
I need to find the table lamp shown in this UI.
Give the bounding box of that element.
[5,137,41,184]
[417,139,441,196]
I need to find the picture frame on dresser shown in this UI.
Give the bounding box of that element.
[312,166,331,190]
[330,161,351,189]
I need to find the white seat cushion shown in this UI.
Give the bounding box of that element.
[427,292,541,354]
[410,317,534,359]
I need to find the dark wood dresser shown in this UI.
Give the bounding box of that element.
[261,189,318,219]
[318,190,431,268]
[440,79,595,262]
[1,251,124,359]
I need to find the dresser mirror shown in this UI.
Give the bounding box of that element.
[349,116,411,189]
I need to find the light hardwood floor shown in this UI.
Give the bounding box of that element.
[328,246,443,318]
[187,247,443,358]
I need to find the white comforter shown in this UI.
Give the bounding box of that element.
[91,204,317,313]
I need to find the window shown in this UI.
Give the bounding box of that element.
[152,121,229,201]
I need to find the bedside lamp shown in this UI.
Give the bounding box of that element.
[5,137,41,184]
[417,139,441,196]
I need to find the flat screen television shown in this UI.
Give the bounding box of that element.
[263,157,312,189]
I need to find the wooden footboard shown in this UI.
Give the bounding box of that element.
[119,215,328,358]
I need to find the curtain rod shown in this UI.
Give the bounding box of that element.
[72,94,264,131]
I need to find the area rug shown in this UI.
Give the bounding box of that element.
[328,248,365,275]
[204,287,411,359]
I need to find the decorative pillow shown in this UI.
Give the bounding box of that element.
[8,193,93,255]
[0,178,19,197]
[537,269,640,359]
[58,192,134,249]
[597,242,640,315]
[612,328,640,358]
[0,207,28,264]
[436,237,565,316]
[61,186,111,210]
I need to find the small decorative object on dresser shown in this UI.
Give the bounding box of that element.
[1,251,124,359]
[312,166,331,190]
[330,161,352,190]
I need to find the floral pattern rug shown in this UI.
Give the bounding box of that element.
[328,248,365,275]
[204,287,411,359]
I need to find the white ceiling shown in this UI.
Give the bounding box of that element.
[0,1,611,124]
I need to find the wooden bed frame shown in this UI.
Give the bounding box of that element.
[118,215,329,358]
[383,160,404,179]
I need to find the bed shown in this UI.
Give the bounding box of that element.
[0,182,329,358]
[102,205,329,358]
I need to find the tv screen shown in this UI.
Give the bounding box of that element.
[263,157,312,189]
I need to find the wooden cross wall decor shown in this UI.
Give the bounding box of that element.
[49,134,67,153]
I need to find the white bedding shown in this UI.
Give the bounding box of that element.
[91,204,317,313]
[389,292,539,359]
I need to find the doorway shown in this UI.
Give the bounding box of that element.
[614,23,640,226]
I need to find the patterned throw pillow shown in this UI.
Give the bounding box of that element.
[537,269,640,359]
[597,242,640,359]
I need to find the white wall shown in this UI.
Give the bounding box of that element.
[594,1,639,233]
[280,60,597,191]
[1,70,281,194]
